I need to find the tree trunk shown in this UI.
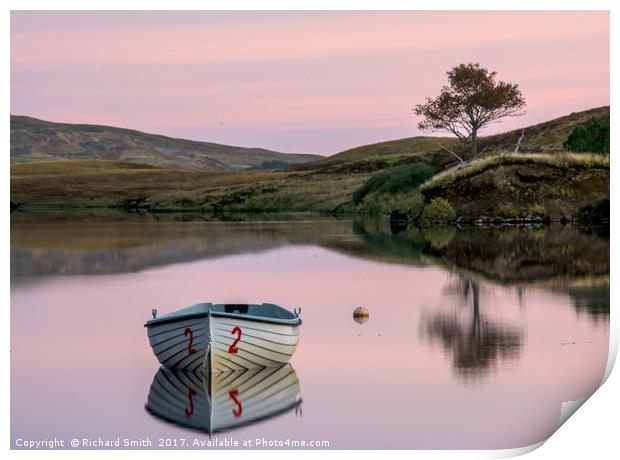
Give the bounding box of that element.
[470,128,478,160]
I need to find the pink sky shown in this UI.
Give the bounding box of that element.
[10,11,609,155]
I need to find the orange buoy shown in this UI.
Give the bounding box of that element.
[353,307,369,324]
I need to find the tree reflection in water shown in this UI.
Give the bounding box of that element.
[567,286,610,323]
[422,276,523,381]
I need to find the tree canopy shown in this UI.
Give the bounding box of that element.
[414,63,526,159]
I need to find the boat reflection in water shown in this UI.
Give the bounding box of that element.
[145,364,302,434]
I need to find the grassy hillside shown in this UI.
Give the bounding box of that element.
[296,105,609,173]
[10,107,610,217]
[420,153,609,192]
[347,107,610,219]
[420,153,609,222]
[296,136,456,171]
[11,160,370,213]
[11,115,321,172]
[475,106,609,153]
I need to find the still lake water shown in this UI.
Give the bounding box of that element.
[11,214,609,449]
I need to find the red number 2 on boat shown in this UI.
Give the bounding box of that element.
[228,326,242,354]
[184,327,197,355]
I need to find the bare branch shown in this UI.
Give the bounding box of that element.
[439,144,467,167]
[514,129,525,153]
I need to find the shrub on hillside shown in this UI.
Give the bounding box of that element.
[421,197,456,222]
[352,172,390,205]
[352,162,436,205]
[563,115,609,154]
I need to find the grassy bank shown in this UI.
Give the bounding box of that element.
[11,159,371,213]
[11,153,610,221]
[419,152,609,222]
[420,152,609,193]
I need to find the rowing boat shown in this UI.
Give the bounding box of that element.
[145,303,301,373]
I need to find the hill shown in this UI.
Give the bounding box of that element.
[474,106,609,153]
[10,107,610,216]
[338,106,610,220]
[10,115,321,172]
[296,105,610,173]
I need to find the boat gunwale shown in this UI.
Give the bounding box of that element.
[210,310,301,326]
[144,312,209,328]
[145,310,302,328]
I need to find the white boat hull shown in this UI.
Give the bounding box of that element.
[147,316,209,373]
[146,306,300,373]
[210,317,300,373]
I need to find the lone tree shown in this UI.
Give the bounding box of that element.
[414,63,526,160]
